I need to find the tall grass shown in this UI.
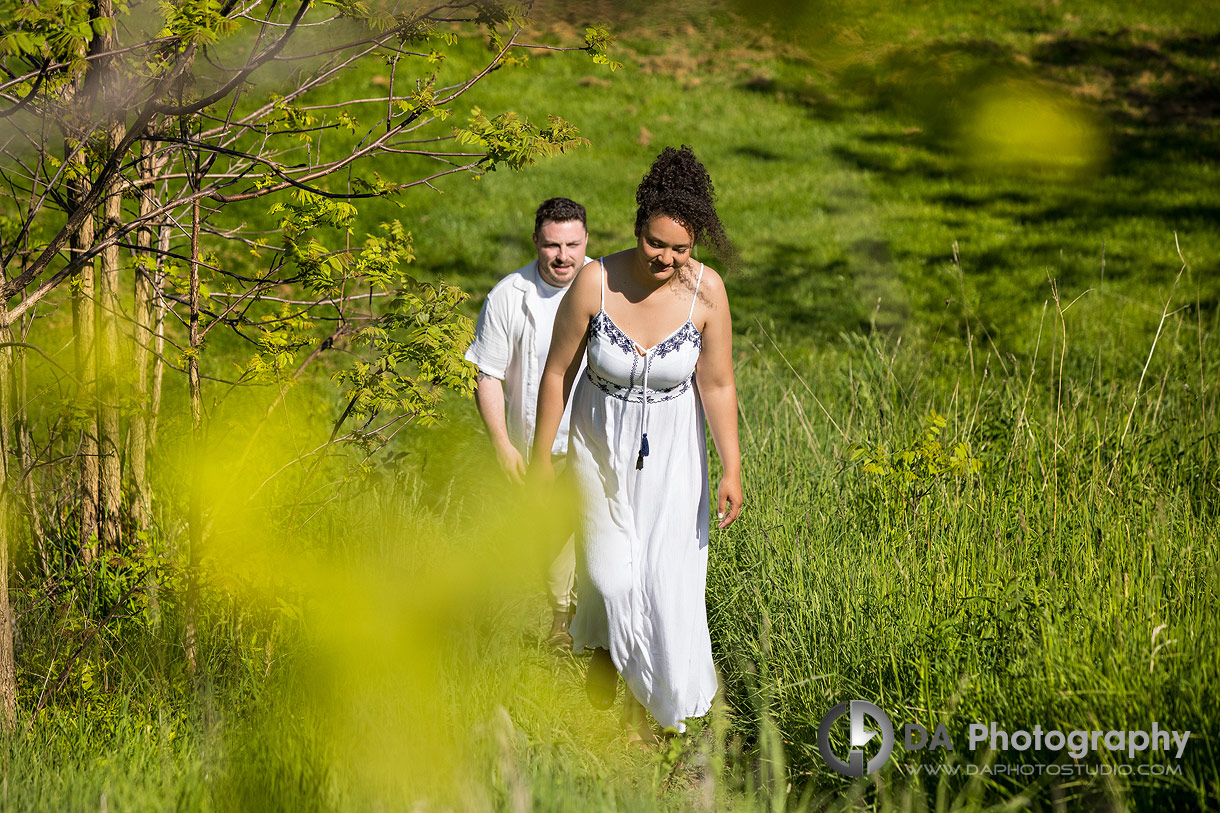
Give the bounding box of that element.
[707,257,1219,809]
[5,2,1219,809]
[7,257,1215,810]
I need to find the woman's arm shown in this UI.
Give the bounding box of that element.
[531,260,601,473]
[693,268,743,528]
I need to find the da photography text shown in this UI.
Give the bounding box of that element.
[817,700,1191,778]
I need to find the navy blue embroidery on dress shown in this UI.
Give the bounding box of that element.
[591,311,638,356]
[652,321,701,358]
[585,368,692,404]
[595,309,702,358]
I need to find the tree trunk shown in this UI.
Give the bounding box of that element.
[0,319,22,730]
[129,140,164,536]
[149,221,169,451]
[96,121,124,552]
[12,326,47,575]
[69,140,99,560]
[185,196,202,684]
[131,141,166,631]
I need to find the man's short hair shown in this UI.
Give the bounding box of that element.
[534,197,586,234]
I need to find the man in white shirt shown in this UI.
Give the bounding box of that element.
[465,198,590,648]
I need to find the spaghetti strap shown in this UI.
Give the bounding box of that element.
[687,263,705,321]
[599,257,606,311]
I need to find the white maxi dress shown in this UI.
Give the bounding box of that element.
[568,260,717,732]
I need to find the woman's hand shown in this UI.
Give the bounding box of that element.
[716,471,743,529]
[530,452,556,484]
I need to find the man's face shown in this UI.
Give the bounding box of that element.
[532,219,588,287]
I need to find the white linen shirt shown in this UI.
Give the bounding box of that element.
[465,258,590,460]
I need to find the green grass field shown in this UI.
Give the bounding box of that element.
[8,0,1220,809]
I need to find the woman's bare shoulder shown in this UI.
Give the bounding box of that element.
[565,259,604,313]
[575,257,601,279]
[694,263,729,308]
[598,248,636,272]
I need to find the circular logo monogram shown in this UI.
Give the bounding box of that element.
[817,700,895,776]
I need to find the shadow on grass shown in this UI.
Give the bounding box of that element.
[769,25,1220,187]
[748,25,1220,343]
[727,240,920,341]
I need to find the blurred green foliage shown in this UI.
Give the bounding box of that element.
[5,0,1219,809]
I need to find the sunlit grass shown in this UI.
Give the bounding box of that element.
[6,1,1220,810]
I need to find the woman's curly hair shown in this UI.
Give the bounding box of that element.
[635,145,735,265]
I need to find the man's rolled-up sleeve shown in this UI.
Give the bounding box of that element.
[464,289,510,380]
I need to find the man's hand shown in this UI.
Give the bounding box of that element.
[473,372,526,483]
[494,439,527,484]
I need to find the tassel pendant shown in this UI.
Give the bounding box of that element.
[636,433,650,470]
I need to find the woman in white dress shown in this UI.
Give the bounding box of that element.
[531,146,743,742]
